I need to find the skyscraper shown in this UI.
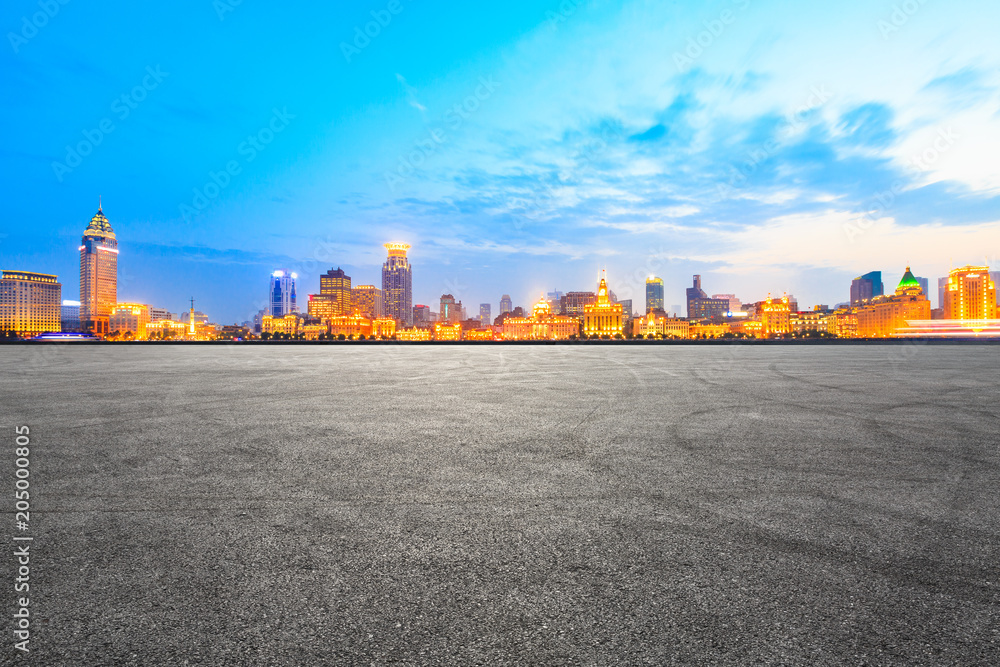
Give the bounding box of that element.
[850,271,884,305]
[79,205,118,336]
[439,294,462,323]
[479,303,491,325]
[310,267,351,317]
[943,266,997,320]
[413,304,431,327]
[0,271,61,336]
[686,275,729,320]
[645,276,664,313]
[499,294,513,317]
[382,243,412,326]
[270,270,298,317]
[352,285,383,319]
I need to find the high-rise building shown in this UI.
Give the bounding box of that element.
[382,243,412,326]
[583,272,624,337]
[686,275,729,320]
[545,290,564,311]
[943,265,997,320]
[79,205,118,336]
[439,294,462,323]
[915,277,929,302]
[61,300,81,332]
[413,304,432,327]
[270,270,298,317]
[850,271,884,305]
[618,299,633,320]
[479,303,491,325]
[320,268,352,314]
[560,291,596,318]
[857,267,932,337]
[645,276,664,313]
[352,285,383,319]
[502,295,580,340]
[938,277,949,310]
[713,294,742,314]
[109,303,151,339]
[499,294,513,317]
[0,271,61,337]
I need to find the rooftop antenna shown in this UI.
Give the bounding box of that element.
[98,194,102,212]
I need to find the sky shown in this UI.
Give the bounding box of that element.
[2,0,1000,323]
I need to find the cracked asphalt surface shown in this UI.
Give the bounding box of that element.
[1,344,998,665]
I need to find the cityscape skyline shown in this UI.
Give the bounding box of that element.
[4,2,1000,324]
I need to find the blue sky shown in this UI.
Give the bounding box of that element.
[2,0,999,322]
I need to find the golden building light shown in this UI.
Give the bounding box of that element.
[0,270,61,337]
[79,204,118,337]
[583,272,624,337]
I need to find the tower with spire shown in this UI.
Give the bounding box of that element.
[79,201,118,337]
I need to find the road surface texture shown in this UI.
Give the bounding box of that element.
[1,343,998,665]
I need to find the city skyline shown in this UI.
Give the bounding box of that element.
[4,1,1000,323]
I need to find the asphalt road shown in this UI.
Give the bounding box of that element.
[1,344,998,665]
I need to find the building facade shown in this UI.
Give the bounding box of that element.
[413,304,432,327]
[583,274,624,337]
[352,285,383,319]
[632,311,690,338]
[856,267,932,337]
[80,206,118,336]
[499,294,513,317]
[479,303,491,326]
[270,270,298,317]
[61,300,81,332]
[501,296,580,340]
[850,271,884,305]
[560,291,595,319]
[0,271,61,337]
[382,243,412,326]
[686,275,729,320]
[645,276,664,313]
[760,296,792,337]
[439,294,462,323]
[943,265,997,321]
[109,302,151,339]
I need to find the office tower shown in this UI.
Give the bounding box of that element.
[382,243,412,326]
[0,271,61,336]
[79,205,118,336]
[413,304,431,326]
[321,267,352,313]
[645,276,664,313]
[850,271,884,305]
[148,306,171,322]
[546,290,564,311]
[560,291,596,318]
[915,277,929,300]
[938,277,949,310]
[583,272,624,337]
[109,303,151,339]
[479,303,491,325]
[352,285,383,319]
[618,299,633,320]
[270,269,298,317]
[440,294,461,323]
[499,294,513,317]
[943,266,997,320]
[61,300,81,332]
[713,294,742,313]
[856,267,932,337]
[686,275,729,320]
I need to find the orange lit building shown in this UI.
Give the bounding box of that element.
[856,267,931,338]
[502,296,580,340]
[583,273,624,337]
[328,313,370,338]
[145,319,188,339]
[464,328,496,341]
[397,327,431,341]
[109,302,151,339]
[760,295,791,337]
[371,318,396,339]
[79,206,118,337]
[352,285,384,319]
[943,265,997,321]
[433,322,463,341]
[632,311,690,339]
[0,270,62,337]
[689,322,731,338]
[262,314,302,336]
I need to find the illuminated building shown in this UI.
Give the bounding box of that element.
[465,328,496,341]
[413,304,432,327]
[790,308,833,335]
[479,303,491,326]
[262,313,302,336]
[307,294,337,321]
[328,313,370,338]
[352,285,383,319]
[499,294,512,316]
[61,300,81,332]
[0,271,61,336]
[79,205,118,336]
[713,294,741,314]
[439,294,462,323]
[943,265,997,321]
[850,271,884,305]
[371,318,396,338]
[632,311,690,339]
[760,295,792,337]
[689,322,730,338]
[502,295,580,340]
[433,322,463,341]
[645,276,664,313]
[856,267,931,338]
[583,273,624,337]
[686,275,729,320]
[109,303,151,339]
[145,319,188,339]
[319,267,352,315]
[382,243,412,326]
[397,327,431,341]
[270,270,298,317]
[618,299,633,320]
[148,306,172,322]
[560,291,595,318]
[830,308,859,338]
